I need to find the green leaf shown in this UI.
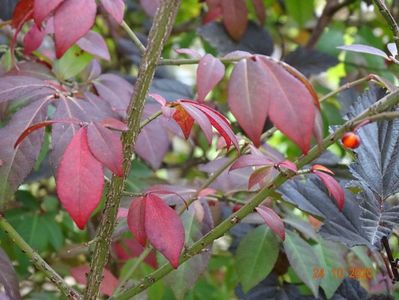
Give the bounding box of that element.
[314,239,346,298]
[236,226,279,292]
[285,0,314,27]
[284,230,320,297]
[42,214,64,250]
[53,45,93,80]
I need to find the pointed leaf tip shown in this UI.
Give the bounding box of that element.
[56,127,104,229]
[313,171,345,211]
[145,194,185,268]
[256,206,285,240]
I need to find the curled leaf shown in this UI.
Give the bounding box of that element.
[256,206,285,240]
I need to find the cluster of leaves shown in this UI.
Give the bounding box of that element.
[1,0,399,299]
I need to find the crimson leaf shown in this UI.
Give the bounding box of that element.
[221,0,248,41]
[313,170,345,211]
[87,123,123,176]
[255,206,285,240]
[197,54,225,102]
[71,265,118,296]
[54,0,97,57]
[127,197,147,246]
[33,0,64,25]
[145,193,185,268]
[56,127,104,229]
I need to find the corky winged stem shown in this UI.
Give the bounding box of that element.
[83,1,182,299]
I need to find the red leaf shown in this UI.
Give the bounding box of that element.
[139,0,160,17]
[113,238,158,268]
[54,0,97,58]
[12,0,34,28]
[228,58,270,146]
[311,164,334,176]
[145,194,185,268]
[188,101,239,150]
[230,154,273,171]
[251,0,266,24]
[56,127,104,229]
[87,123,123,176]
[203,4,222,24]
[76,31,110,61]
[248,166,274,189]
[33,0,64,25]
[255,206,285,240]
[23,24,46,54]
[180,102,213,143]
[127,197,147,246]
[172,105,195,139]
[278,160,297,173]
[221,0,248,41]
[313,171,345,211]
[100,118,128,131]
[71,265,118,296]
[197,54,225,102]
[100,0,125,24]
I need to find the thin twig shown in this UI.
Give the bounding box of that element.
[0,215,82,300]
[83,1,182,299]
[121,20,147,54]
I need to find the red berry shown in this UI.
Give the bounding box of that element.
[341,132,360,149]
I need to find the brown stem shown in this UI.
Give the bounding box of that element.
[373,0,399,54]
[83,1,182,299]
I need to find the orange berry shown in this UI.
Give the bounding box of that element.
[341,132,360,149]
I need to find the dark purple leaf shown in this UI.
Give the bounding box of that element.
[0,76,54,103]
[77,31,110,61]
[93,74,133,115]
[198,21,273,56]
[0,99,48,204]
[0,248,21,300]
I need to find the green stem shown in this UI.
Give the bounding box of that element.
[0,215,82,300]
[114,87,399,300]
[83,1,182,299]
[121,21,146,54]
[139,111,163,130]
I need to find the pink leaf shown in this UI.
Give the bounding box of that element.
[100,118,128,131]
[54,0,97,58]
[278,160,297,173]
[140,0,160,17]
[311,164,334,176]
[180,102,213,143]
[56,127,104,229]
[230,154,273,171]
[256,206,285,240]
[71,265,118,296]
[188,101,239,150]
[248,166,274,189]
[175,48,202,59]
[77,31,110,61]
[197,54,225,102]
[149,93,166,106]
[145,194,185,268]
[221,0,248,41]
[117,208,128,219]
[23,24,46,54]
[313,171,345,211]
[228,58,270,146]
[33,0,64,25]
[127,197,147,246]
[87,123,123,176]
[100,0,125,24]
